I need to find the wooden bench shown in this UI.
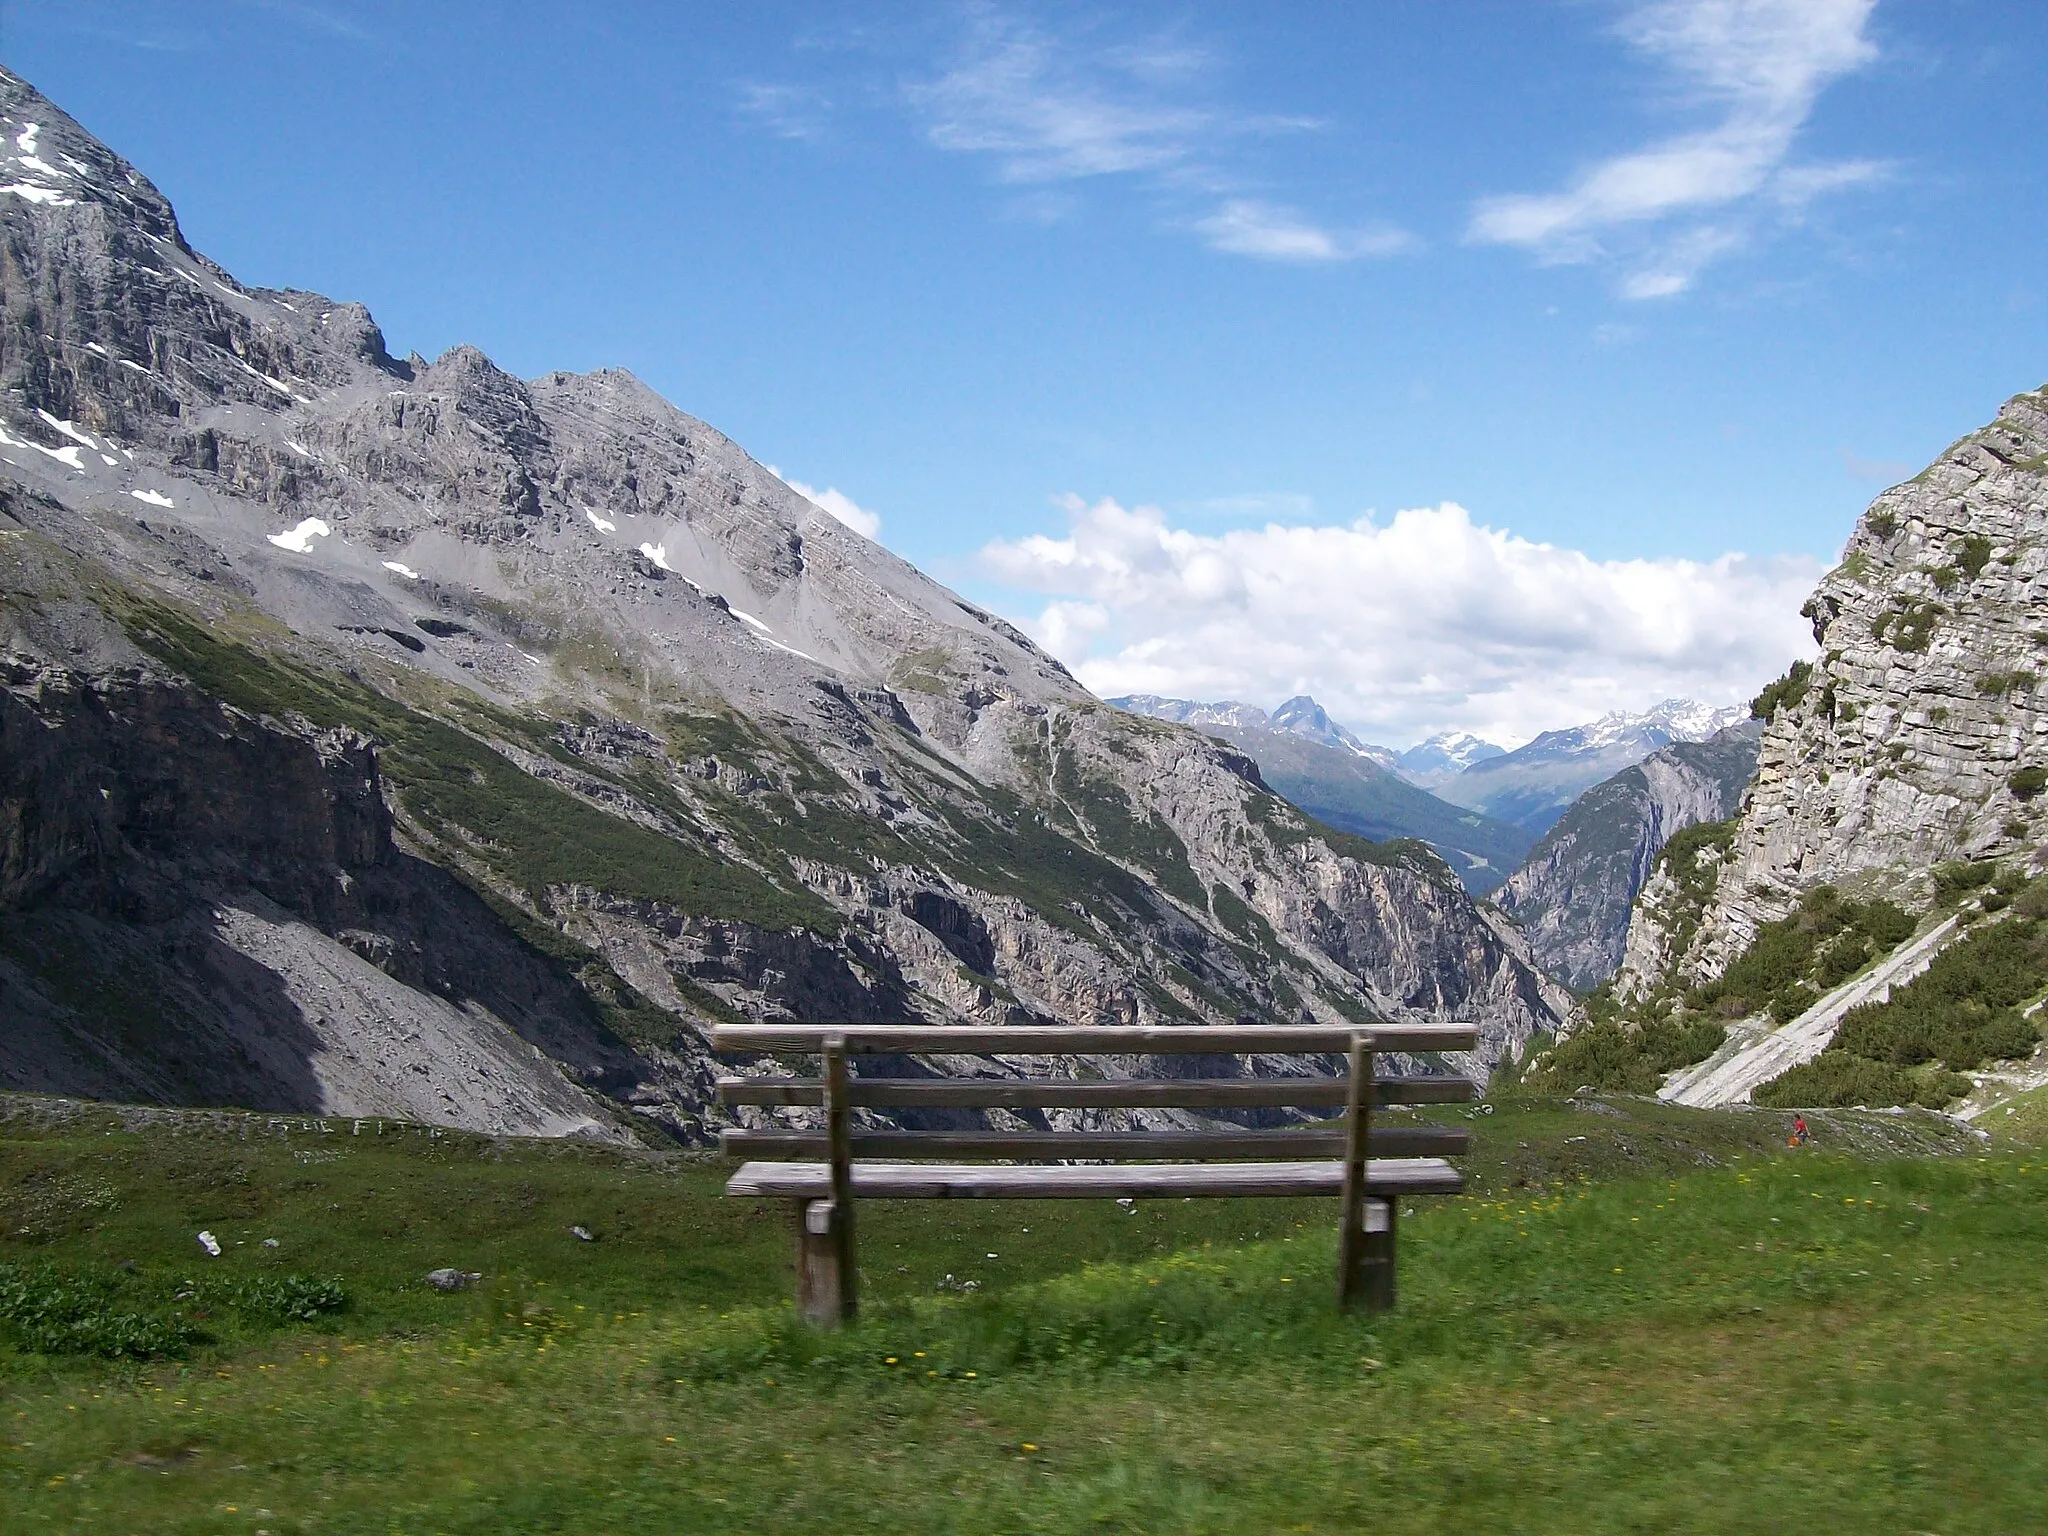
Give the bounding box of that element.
[714,1023,1477,1325]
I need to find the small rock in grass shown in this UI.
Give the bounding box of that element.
[425,1268,482,1292]
[262,1238,279,1248]
[196,1230,221,1257]
[570,1225,595,1242]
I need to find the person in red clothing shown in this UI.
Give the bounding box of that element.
[1793,1114,1811,1146]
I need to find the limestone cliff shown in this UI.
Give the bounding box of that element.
[1618,384,2048,995]
[1500,723,1760,991]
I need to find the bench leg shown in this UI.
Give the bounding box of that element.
[1360,1196,1396,1312]
[794,1198,854,1327]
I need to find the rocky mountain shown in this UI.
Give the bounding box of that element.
[1110,695,1277,735]
[1112,693,1401,770]
[1435,699,1747,834]
[1618,386,2048,997]
[0,70,1569,1135]
[1396,731,1506,791]
[1267,695,1403,768]
[1112,695,1534,894]
[1496,721,1762,991]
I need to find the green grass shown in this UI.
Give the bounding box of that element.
[4,1092,2039,1532]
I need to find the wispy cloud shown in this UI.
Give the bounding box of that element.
[736,82,835,143]
[911,16,1213,182]
[1196,200,1418,263]
[1470,0,1882,297]
[981,495,1819,747]
[239,0,374,42]
[897,8,1404,263]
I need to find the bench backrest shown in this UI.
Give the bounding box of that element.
[712,1023,1478,1162]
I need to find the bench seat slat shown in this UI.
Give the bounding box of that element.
[722,1127,1469,1160]
[712,1024,1478,1056]
[725,1157,1463,1201]
[716,1075,1476,1109]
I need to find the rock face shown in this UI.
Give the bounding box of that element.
[1111,695,1534,895]
[0,69,1569,1131]
[1497,723,1762,991]
[1617,386,2048,996]
[1436,700,1747,834]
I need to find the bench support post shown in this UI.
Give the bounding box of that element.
[794,1197,851,1325]
[1336,1033,1378,1311]
[1361,1196,1396,1311]
[819,1035,858,1325]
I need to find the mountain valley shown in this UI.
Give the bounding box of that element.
[0,70,1569,1137]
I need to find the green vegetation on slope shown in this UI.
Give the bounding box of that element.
[1749,659,1812,720]
[1,1094,2038,1534]
[1522,880,1918,1098]
[120,602,837,933]
[1688,886,1917,1025]
[1756,874,2048,1109]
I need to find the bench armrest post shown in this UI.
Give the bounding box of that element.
[1336,1032,1375,1310]
[823,1035,857,1323]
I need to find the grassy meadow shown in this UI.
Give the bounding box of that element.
[3,1092,2045,1533]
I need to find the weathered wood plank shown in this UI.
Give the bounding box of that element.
[718,1126,1470,1159]
[711,1023,1478,1056]
[726,1157,1464,1200]
[715,1075,1477,1109]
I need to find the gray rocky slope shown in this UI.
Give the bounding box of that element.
[0,71,1567,1138]
[1496,722,1761,991]
[1617,386,2048,998]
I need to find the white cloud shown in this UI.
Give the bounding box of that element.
[1196,200,1417,263]
[770,467,883,540]
[980,496,1821,749]
[1469,0,1881,297]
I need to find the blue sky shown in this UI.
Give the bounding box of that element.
[11,1,2048,745]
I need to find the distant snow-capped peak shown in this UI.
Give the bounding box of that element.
[1398,730,1507,776]
[1109,694,1400,769]
[1109,695,1272,731]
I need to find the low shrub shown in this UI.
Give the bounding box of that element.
[1753,1051,1968,1110]
[1687,887,1914,1021]
[0,1265,348,1360]
[1750,660,1813,722]
[0,1266,195,1359]
[1829,915,2047,1071]
[1519,1012,1726,1096]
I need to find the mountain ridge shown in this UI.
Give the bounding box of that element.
[1436,699,1748,833]
[1109,694,1534,893]
[1497,721,1763,991]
